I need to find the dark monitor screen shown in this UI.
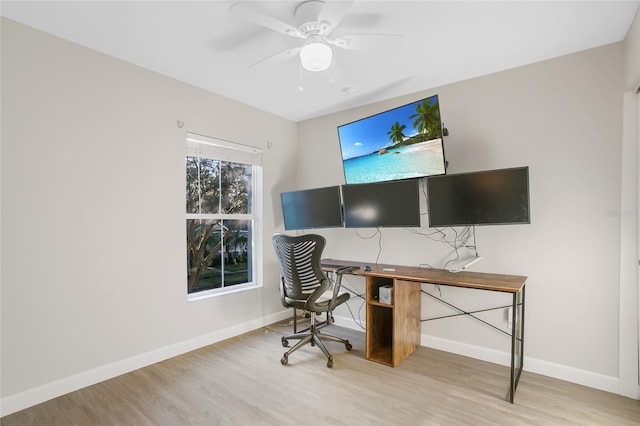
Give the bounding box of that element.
[342,179,421,228]
[281,186,344,230]
[427,167,530,227]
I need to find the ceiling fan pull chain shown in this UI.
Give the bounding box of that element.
[298,62,305,92]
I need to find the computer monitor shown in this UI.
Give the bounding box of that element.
[280,185,344,230]
[342,179,421,228]
[427,166,530,226]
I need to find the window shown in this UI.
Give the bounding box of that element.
[186,133,262,299]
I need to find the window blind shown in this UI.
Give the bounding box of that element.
[186,132,262,166]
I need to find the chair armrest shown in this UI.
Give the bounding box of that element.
[327,268,353,311]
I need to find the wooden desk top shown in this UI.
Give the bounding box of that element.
[321,258,527,293]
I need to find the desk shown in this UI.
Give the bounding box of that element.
[321,258,527,403]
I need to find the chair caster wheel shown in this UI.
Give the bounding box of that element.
[281,355,288,366]
[327,356,334,368]
[345,342,352,351]
[281,337,289,347]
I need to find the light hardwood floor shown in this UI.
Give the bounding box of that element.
[3,323,640,425]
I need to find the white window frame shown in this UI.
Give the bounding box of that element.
[186,132,263,301]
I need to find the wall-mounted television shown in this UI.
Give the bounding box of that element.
[280,186,344,230]
[342,179,421,228]
[426,167,530,227]
[337,94,446,185]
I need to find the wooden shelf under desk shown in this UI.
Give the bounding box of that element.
[365,276,421,367]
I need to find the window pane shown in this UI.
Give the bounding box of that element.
[186,157,220,214]
[222,219,252,286]
[186,137,259,297]
[186,157,200,213]
[220,161,252,214]
[187,219,223,293]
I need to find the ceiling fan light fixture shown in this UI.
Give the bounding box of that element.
[299,40,332,72]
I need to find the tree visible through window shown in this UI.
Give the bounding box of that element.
[186,135,260,296]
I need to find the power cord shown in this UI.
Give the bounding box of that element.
[328,275,366,330]
[353,227,383,264]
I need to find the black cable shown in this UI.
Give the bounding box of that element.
[335,279,365,300]
[327,274,366,330]
[375,227,382,264]
[353,228,379,240]
[353,227,383,265]
[471,225,479,256]
[443,227,461,270]
[345,300,366,330]
[420,177,429,217]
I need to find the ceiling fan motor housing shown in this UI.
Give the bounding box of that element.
[295,0,332,36]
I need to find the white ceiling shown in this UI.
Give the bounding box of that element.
[2,1,639,122]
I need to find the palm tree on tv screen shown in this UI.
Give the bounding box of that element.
[409,99,441,140]
[387,121,407,145]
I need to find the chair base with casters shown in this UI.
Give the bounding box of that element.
[280,308,352,368]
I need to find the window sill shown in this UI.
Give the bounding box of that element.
[187,282,261,302]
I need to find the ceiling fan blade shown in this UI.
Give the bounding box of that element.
[329,34,404,50]
[229,3,303,38]
[248,47,301,69]
[318,0,354,30]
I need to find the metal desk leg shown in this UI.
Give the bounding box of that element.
[518,286,526,389]
[510,291,517,403]
[509,285,526,403]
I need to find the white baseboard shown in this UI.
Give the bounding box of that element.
[421,333,619,394]
[0,310,291,417]
[524,355,619,394]
[421,333,511,366]
[332,312,366,332]
[332,313,623,396]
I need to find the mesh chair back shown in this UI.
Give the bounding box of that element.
[272,234,327,301]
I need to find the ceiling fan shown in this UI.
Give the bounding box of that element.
[229,0,401,73]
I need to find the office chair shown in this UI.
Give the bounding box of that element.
[272,233,352,368]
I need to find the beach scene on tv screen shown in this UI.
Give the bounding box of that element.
[338,95,446,184]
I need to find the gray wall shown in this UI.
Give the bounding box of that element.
[1,18,297,413]
[624,7,640,91]
[296,43,625,392]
